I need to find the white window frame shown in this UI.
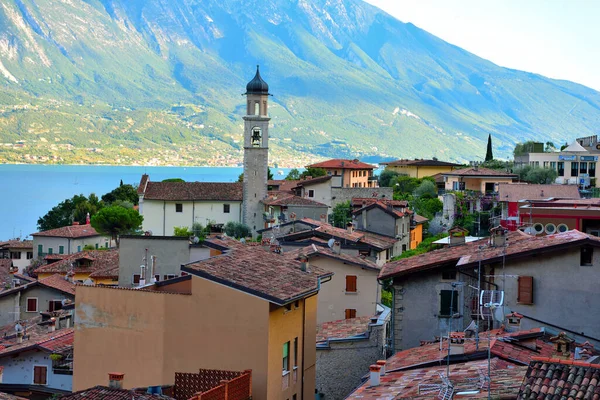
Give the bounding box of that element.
[32,364,48,385]
[26,297,38,313]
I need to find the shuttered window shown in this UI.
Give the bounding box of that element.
[518,276,534,304]
[345,275,357,292]
[26,298,38,312]
[33,366,47,385]
[439,290,459,316]
[345,309,357,319]
[132,274,140,284]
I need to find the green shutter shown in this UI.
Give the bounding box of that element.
[77,246,81,252]
[283,342,289,358]
[38,244,43,254]
[48,248,53,255]
[59,246,64,254]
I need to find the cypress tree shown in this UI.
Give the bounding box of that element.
[485,134,494,162]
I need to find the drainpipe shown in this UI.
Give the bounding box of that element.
[163,201,166,236]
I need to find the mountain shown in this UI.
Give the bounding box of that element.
[0,0,599,166]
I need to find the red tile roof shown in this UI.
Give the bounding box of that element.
[262,192,326,207]
[0,240,33,249]
[35,249,118,277]
[380,230,600,279]
[267,179,299,192]
[317,316,373,342]
[498,183,581,202]
[443,167,517,177]
[0,259,14,287]
[519,358,600,399]
[0,328,74,358]
[286,244,380,271]
[140,179,243,201]
[39,274,76,295]
[32,224,101,238]
[292,175,332,188]
[307,158,375,170]
[414,214,428,224]
[380,159,462,167]
[352,200,411,220]
[182,237,327,305]
[58,386,173,400]
[0,392,27,400]
[348,358,527,399]
[351,198,408,208]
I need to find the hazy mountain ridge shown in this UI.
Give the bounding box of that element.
[0,0,599,165]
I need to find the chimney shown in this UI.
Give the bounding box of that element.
[16,330,23,344]
[86,212,91,225]
[448,227,467,246]
[550,332,575,358]
[139,264,146,286]
[298,254,308,272]
[376,360,386,376]
[449,332,465,355]
[108,372,125,389]
[319,214,327,224]
[491,227,508,247]
[150,256,157,283]
[47,317,56,333]
[506,312,522,329]
[369,365,381,386]
[347,222,354,234]
[332,241,341,255]
[72,221,80,226]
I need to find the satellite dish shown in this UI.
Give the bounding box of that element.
[192,236,200,244]
[240,238,247,244]
[327,238,335,248]
[15,323,23,332]
[479,290,504,320]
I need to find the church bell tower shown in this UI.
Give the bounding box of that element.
[242,65,270,233]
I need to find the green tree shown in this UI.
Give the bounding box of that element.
[299,167,327,179]
[524,167,558,184]
[413,180,437,198]
[378,170,401,187]
[37,194,101,231]
[285,168,301,180]
[330,201,352,228]
[412,196,443,221]
[392,176,421,197]
[101,184,139,205]
[162,178,185,182]
[223,222,251,238]
[545,141,556,152]
[91,206,143,247]
[485,134,494,162]
[173,226,193,237]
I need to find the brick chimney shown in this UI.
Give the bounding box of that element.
[550,332,575,358]
[376,360,386,376]
[108,372,125,389]
[490,226,508,247]
[319,214,327,224]
[449,332,466,355]
[369,364,381,387]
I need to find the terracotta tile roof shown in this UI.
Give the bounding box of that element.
[0,240,33,249]
[317,316,373,342]
[519,358,600,399]
[414,214,428,224]
[39,274,76,295]
[182,237,325,305]
[89,264,120,280]
[32,224,100,238]
[299,218,365,242]
[498,183,581,203]
[352,200,411,220]
[141,180,243,201]
[0,328,74,358]
[13,273,35,283]
[380,230,600,279]
[292,175,332,187]
[58,386,174,399]
[285,244,380,271]
[0,259,13,287]
[360,231,398,250]
[348,358,527,399]
[44,254,71,261]
[307,158,375,170]
[35,249,118,276]
[351,198,407,208]
[443,167,518,177]
[0,392,27,400]
[262,192,326,207]
[380,158,462,167]
[267,179,299,192]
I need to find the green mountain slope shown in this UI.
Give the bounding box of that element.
[0,0,598,166]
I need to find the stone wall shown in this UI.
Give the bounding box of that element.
[330,187,393,209]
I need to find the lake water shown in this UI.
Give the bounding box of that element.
[0,164,291,241]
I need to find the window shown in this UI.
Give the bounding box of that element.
[441,269,457,280]
[77,245,81,252]
[293,337,298,368]
[517,276,534,304]
[294,300,299,309]
[439,290,459,316]
[308,190,314,198]
[95,243,98,249]
[163,274,176,280]
[48,300,63,312]
[557,162,564,176]
[590,163,597,177]
[581,162,588,174]
[581,246,593,266]
[10,251,21,259]
[48,248,53,255]
[154,274,160,282]
[132,274,140,285]
[550,161,556,170]
[223,204,230,213]
[59,246,64,254]
[251,127,262,147]
[26,298,38,312]
[38,244,43,255]
[284,303,292,312]
[543,161,549,168]
[33,366,47,385]
[27,252,33,259]
[181,272,188,276]
[345,309,357,319]
[345,275,357,292]
[282,342,290,372]
[175,203,183,213]
[571,162,578,177]
[402,244,407,252]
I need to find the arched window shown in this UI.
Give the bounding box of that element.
[254,102,260,116]
[251,127,262,147]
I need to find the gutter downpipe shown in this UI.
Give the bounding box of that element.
[163,201,166,236]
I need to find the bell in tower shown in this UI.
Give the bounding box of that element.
[242,66,271,235]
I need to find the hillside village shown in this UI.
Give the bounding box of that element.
[1,68,600,400]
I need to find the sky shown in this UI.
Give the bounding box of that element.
[363,0,600,91]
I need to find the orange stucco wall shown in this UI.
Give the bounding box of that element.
[410,224,424,249]
[73,276,316,400]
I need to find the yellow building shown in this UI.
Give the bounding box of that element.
[380,159,461,179]
[35,249,118,285]
[443,166,517,193]
[73,238,329,400]
[307,159,378,188]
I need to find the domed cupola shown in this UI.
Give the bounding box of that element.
[245,65,270,95]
